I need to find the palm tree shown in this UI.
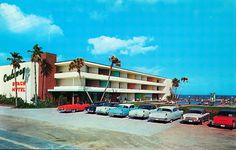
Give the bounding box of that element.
[100,56,121,102]
[40,59,52,100]
[172,78,180,100]
[178,77,189,99]
[69,58,93,104]
[181,77,188,83]
[7,52,23,107]
[28,44,43,106]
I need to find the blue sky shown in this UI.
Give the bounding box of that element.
[0,0,236,95]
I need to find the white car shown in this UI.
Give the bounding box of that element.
[128,104,156,119]
[182,108,210,124]
[95,102,119,115]
[148,106,183,123]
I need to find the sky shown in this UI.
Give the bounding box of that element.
[0,0,236,95]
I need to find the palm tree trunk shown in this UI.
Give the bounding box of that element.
[34,62,37,106]
[14,68,18,107]
[174,87,177,100]
[100,64,113,102]
[78,72,93,103]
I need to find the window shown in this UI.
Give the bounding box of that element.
[162,108,172,112]
[173,108,177,112]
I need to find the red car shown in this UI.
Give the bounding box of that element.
[210,110,236,129]
[58,103,91,113]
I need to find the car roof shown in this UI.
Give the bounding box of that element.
[119,104,134,107]
[159,106,176,110]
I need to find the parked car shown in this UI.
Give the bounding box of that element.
[58,103,90,113]
[108,104,135,117]
[209,110,236,129]
[148,106,183,123]
[85,101,108,113]
[95,102,119,115]
[182,108,210,124]
[128,104,156,119]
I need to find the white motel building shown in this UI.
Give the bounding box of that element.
[0,53,172,103]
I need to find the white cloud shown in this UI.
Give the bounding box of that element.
[0,3,63,36]
[133,66,162,75]
[88,36,158,55]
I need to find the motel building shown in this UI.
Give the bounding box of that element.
[0,53,172,104]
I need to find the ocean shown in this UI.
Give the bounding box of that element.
[179,95,236,99]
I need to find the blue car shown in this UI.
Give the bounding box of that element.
[108,104,135,117]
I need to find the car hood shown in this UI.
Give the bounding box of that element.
[109,108,124,113]
[129,109,148,114]
[183,113,202,118]
[149,111,169,118]
[213,116,235,122]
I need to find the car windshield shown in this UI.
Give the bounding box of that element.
[218,111,236,117]
[94,102,106,106]
[139,105,153,109]
[118,105,128,108]
[188,110,203,114]
[161,108,172,112]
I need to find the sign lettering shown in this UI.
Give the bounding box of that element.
[3,67,25,82]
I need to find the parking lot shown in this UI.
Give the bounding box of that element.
[0,106,235,150]
[0,106,178,136]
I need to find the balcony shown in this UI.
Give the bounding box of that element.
[55,72,166,87]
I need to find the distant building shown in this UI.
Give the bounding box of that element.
[0,53,172,103]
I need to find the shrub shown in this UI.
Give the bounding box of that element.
[37,99,57,108]
[0,94,24,105]
[17,102,36,108]
[58,95,68,105]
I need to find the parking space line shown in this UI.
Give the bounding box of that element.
[0,136,37,149]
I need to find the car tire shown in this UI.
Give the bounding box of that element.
[208,121,213,127]
[199,119,203,125]
[232,122,236,129]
